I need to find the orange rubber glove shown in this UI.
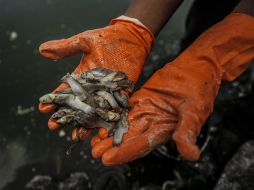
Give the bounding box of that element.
[90,13,254,166]
[38,17,154,132]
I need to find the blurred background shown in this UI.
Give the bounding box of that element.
[1,0,254,190]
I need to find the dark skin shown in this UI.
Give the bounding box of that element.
[125,0,254,36]
[234,0,254,17]
[125,0,183,36]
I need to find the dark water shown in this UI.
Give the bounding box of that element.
[0,0,195,189]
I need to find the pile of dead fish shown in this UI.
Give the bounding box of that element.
[39,68,134,154]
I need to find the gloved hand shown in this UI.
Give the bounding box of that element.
[90,13,254,166]
[38,17,154,132]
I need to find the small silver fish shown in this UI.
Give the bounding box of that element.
[56,114,74,125]
[39,93,70,104]
[96,91,119,110]
[61,73,87,96]
[94,95,110,109]
[39,93,95,114]
[99,80,134,92]
[80,68,112,82]
[116,80,134,92]
[74,110,113,132]
[99,81,119,89]
[113,91,130,108]
[81,83,108,93]
[85,68,112,78]
[100,71,127,82]
[72,75,87,84]
[95,108,120,121]
[62,73,97,107]
[51,107,74,119]
[113,110,130,146]
[90,68,113,77]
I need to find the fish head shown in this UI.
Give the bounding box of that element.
[54,94,71,103]
[60,73,71,83]
[57,117,67,124]
[51,111,64,119]
[52,108,71,119]
[113,72,127,81]
[91,68,112,77]
[39,94,70,104]
[39,94,53,103]
[81,71,103,81]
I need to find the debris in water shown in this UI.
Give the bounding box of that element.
[9,31,18,41]
[58,130,66,137]
[16,105,35,115]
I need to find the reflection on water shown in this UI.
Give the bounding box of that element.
[0,0,192,189]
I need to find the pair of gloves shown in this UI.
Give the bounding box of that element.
[39,13,254,166]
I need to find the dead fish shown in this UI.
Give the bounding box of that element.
[100,71,127,82]
[116,80,134,92]
[72,75,87,84]
[113,91,130,108]
[51,107,74,119]
[80,69,127,85]
[96,91,119,110]
[100,81,119,89]
[79,75,130,91]
[100,80,134,92]
[64,95,95,114]
[81,83,108,93]
[39,93,70,104]
[61,73,97,107]
[113,110,130,146]
[61,73,87,96]
[74,110,113,132]
[95,108,120,121]
[39,93,95,114]
[80,68,112,82]
[90,68,113,77]
[81,68,112,79]
[94,95,110,109]
[56,114,74,125]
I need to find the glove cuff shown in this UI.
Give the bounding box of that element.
[110,16,155,54]
[115,15,148,29]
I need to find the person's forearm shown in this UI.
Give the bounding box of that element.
[233,0,254,17]
[125,0,183,36]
